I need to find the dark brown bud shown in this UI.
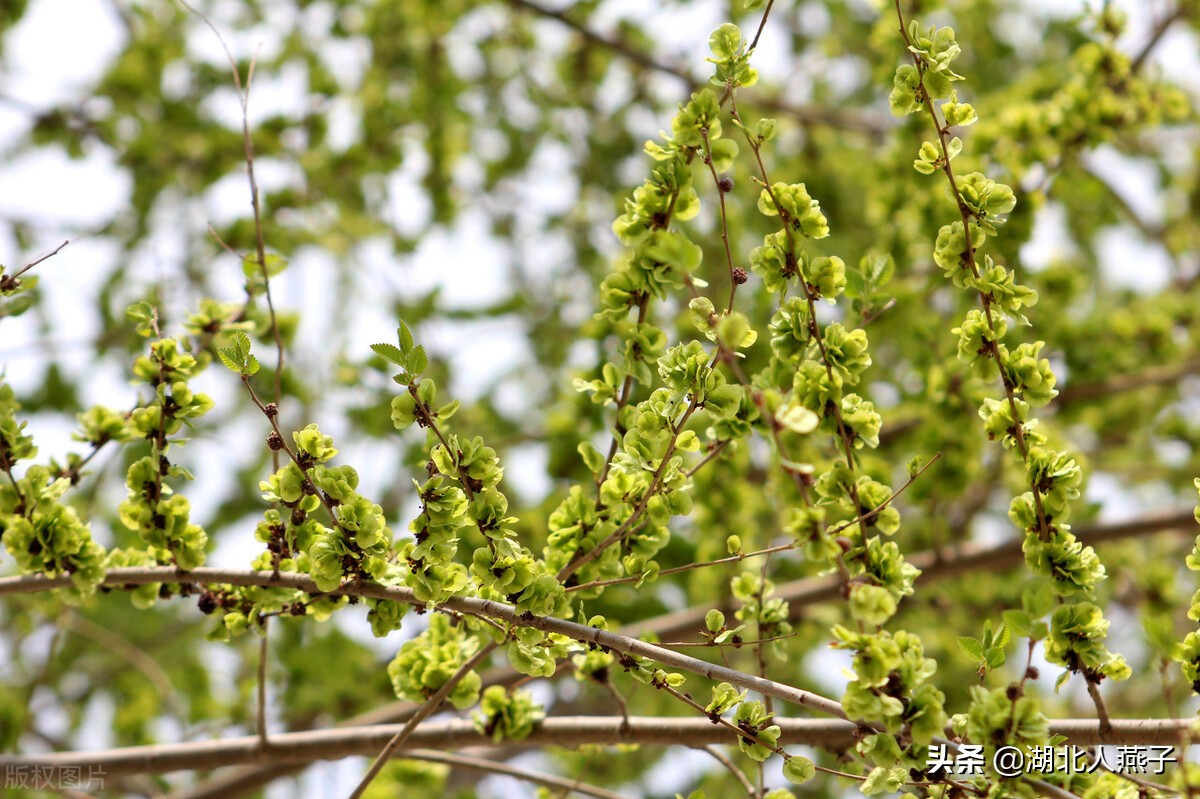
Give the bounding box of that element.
[264,403,279,419]
[732,267,748,285]
[718,176,734,193]
[266,431,284,451]
[1025,666,1040,681]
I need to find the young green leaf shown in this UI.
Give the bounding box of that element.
[407,344,428,375]
[957,636,984,661]
[371,342,405,366]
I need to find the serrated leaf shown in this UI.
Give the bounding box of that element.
[371,342,405,366]
[867,254,894,288]
[217,348,240,373]
[169,465,195,481]
[406,344,428,375]
[216,331,258,375]
[229,331,251,360]
[714,628,744,644]
[957,636,984,661]
[397,321,414,353]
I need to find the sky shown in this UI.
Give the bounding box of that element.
[2,0,1199,796]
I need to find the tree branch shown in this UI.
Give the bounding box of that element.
[628,506,1199,642]
[0,565,851,720]
[1131,5,1189,74]
[3,507,1192,798]
[347,641,498,798]
[3,716,1191,779]
[1056,358,1200,405]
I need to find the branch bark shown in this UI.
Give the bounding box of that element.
[0,565,851,720]
[1,716,1191,780]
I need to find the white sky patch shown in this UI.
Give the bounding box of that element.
[0,145,130,228]
[1095,226,1172,292]
[0,0,124,109]
[0,3,1197,794]
[1020,202,1078,269]
[429,316,529,400]
[1085,146,1165,228]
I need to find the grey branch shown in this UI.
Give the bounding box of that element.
[1,716,1192,779]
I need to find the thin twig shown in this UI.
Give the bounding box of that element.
[1131,5,1188,73]
[700,744,755,796]
[63,612,188,724]
[401,749,633,799]
[567,451,941,594]
[256,616,269,747]
[748,0,776,51]
[1084,676,1113,739]
[347,641,498,798]
[179,0,285,467]
[894,0,1050,542]
[560,399,700,582]
[10,239,69,280]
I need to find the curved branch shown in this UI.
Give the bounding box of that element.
[0,566,849,719]
[1131,5,1189,73]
